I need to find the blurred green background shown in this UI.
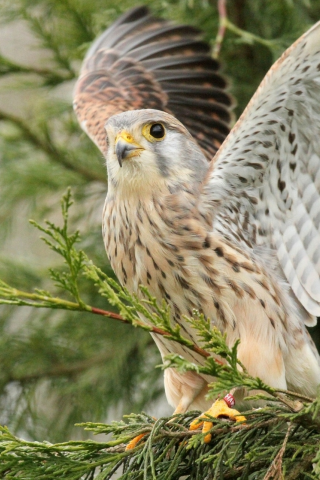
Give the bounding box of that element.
[0,0,319,442]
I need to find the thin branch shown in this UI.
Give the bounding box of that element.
[10,351,112,383]
[91,305,214,360]
[60,0,93,40]
[213,0,227,58]
[275,389,314,403]
[224,18,277,50]
[91,417,280,454]
[22,10,76,75]
[0,54,74,83]
[263,423,292,480]
[0,286,215,362]
[2,284,318,409]
[0,109,106,183]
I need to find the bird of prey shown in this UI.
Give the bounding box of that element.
[74,6,320,439]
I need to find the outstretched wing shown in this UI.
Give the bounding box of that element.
[201,22,320,318]
[73,6,233,159]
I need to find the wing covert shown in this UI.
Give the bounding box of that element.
[201,22,320,318]
[73,6,233,158]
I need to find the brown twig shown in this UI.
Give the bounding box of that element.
[0,284,221,365]
[213,0,228,58]
[275,389,314,403]
[90,306,217,362]
[263,423,292,480]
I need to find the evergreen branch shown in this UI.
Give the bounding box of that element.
[273,389,314,403]
[83,263,216,362]
[30,189,85,305]
[21,9,75,74]
[56,0,94,40]
[0,109,106,183]
[0,278,212,359]
[224,18,279,51]
[0,250,313,421]
[0,53,74,84]
[161,319,314,418]
[0,406,318,479]
[0,281,86,311]
[9,352,113,383]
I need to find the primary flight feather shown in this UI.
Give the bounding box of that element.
[74,7,320,416]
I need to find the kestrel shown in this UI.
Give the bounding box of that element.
[74,6,320,432]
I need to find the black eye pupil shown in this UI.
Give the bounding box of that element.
[150,123,165,139]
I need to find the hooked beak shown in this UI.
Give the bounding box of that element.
[115,131,144,167]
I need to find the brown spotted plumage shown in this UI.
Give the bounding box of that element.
[74,9,320,415]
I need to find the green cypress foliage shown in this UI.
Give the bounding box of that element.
[0,1,320,477]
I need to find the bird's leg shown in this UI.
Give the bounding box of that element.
[190,392,246,443]
[171,391,197,416]
[172,401,188,416]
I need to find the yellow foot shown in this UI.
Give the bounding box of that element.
[125,415,157,450]
[125,432,148,450]
[190,399,246,443]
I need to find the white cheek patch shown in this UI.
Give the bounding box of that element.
[158,133,194,182]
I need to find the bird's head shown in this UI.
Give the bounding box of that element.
[105,109,209,196]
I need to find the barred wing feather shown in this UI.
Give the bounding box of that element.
[202,22,320,318]
[74,6,233,159]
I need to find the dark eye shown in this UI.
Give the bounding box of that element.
[150,123,165,139]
